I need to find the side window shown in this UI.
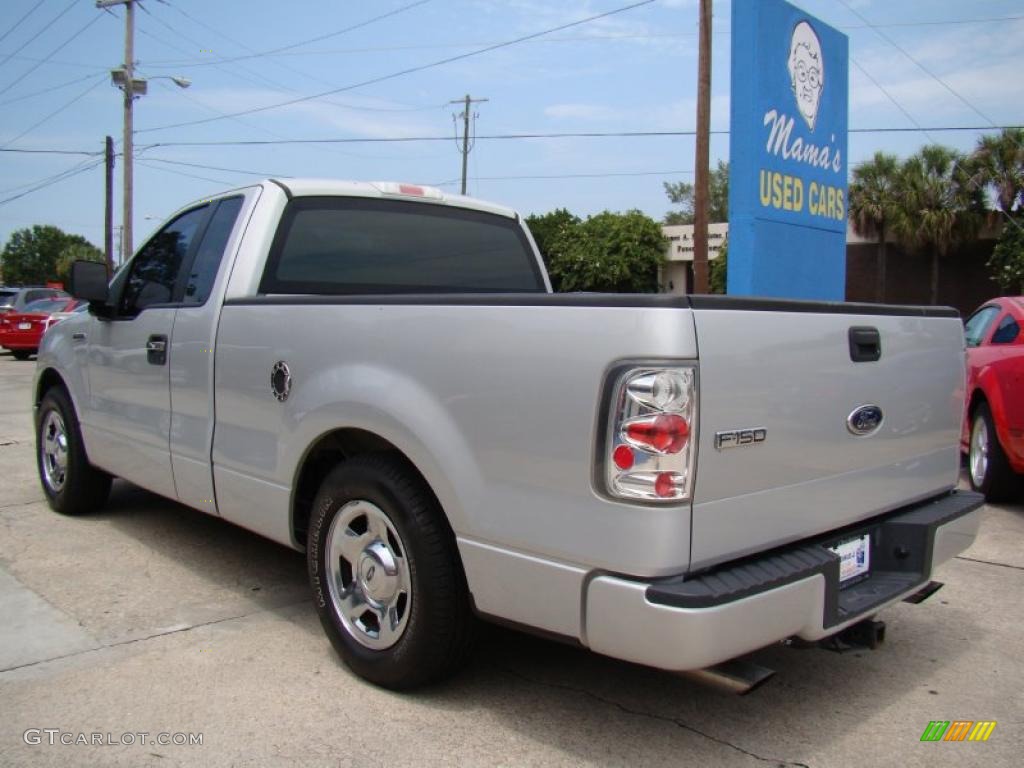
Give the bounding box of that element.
[182,197,243,306]
[991,314,1020,345]
[119,206,207,316]
[964,306,1000,347]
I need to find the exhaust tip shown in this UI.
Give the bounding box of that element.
[682,658,776,695]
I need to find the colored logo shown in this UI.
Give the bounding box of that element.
[920,721,997,742]
[846,405,884,436]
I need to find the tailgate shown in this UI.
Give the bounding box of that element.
[689,300,965,570]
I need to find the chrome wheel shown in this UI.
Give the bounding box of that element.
[325,500,411,650]
[40,410,69,493]
[970,414,989,489]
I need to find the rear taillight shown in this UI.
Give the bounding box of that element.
[603,366,697,502]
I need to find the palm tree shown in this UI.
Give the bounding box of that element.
[849,152,900,302]
[970,127,1024,214]
[892,145,984,305]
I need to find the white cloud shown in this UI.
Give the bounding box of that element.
[544,102,621,120]
[143,87,442,140]
[847,19,1024,125]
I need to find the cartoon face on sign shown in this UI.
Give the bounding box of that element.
[788,20,823,131]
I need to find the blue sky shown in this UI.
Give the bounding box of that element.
[1,0,1022,256]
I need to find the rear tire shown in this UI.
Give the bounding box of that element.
[12,350,32,360]
[968,403,1018,502]
[36,387,111,515]
[307,453,475,689]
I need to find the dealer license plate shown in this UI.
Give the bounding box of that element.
[18,322,31,330]
[829,534,870,586]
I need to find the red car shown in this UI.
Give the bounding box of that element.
[0,297,85,360]
[962,296,1024,501]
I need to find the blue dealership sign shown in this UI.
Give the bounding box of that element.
[728,0,849,299]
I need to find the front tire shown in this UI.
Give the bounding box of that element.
[36,387,111,515]
[968,403,1017,502]
[307,453,475,689]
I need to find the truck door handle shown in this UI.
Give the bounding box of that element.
[146,334,168,365]
[849,326,881,362]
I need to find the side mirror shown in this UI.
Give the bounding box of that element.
[70,260,110,304]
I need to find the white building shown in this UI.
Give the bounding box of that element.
[661,223,728,295]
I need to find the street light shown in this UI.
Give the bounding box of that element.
[110,69,191,95]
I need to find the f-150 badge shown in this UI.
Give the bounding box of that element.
[714,428,767,451]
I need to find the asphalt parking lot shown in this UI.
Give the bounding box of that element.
[0,351,1021,768]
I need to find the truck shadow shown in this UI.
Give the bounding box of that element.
[94,480,983,765]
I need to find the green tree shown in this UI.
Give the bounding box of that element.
[548,210,666,293]
[663,161,729,225]
[524,208,580,274]
[891,146,984,305]
[57,241,106,285]
[970,127,1024,214]
[709,237,727,294]
[848,151,900,302]
[987,216,1024,294]
[1,225,101,285]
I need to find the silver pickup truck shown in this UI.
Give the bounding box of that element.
[34,179,982,689]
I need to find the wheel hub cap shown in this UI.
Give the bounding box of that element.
[357,541,399,604]
[40,411,69,493]
[970,417,989,488]
[325,500,411,650]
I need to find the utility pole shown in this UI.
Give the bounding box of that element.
[97,0,139,261]
[104,135,114,273]
[122,0,134,261]
[450,94,488,195]
[692,0,712,294]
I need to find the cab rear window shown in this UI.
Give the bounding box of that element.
[259,197,544,295]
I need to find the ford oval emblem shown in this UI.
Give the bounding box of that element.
[847,405,883,436]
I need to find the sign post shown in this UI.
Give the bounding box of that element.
[728,0,849,299]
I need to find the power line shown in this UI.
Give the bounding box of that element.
[0,71,106,108]
[138,6,441,118]
[1,75,107,149]
[143,3,445,115]
[0,158,104,208]
[0,13,104,98]
[159,0,418,101]
[135,158,234,186]
[836,0,998,128]
[152,0,435,70]
[10,123,1023,160]
[135,0,658,134]
[849,57,936,143]
[147,77,295,142]
[0,155,97,197]
[0,53,105,70]
[434,169,696,185]
[138,124,1024,149]
[141,156,292,178]
[138,15,1024,67]
[143,77,424,164]
[0,147,101,156]
[135,1,294,93]
[0,0,77,70]
[0,0,48,47]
